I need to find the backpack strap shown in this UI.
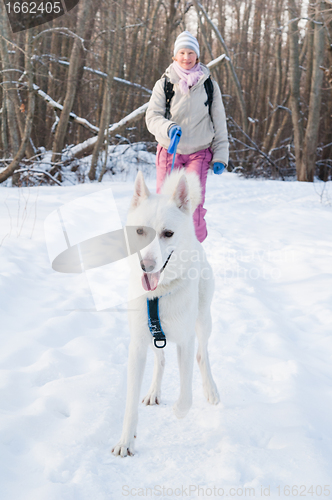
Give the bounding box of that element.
[204,76,214,118]
[163,75,214,120]
[164,77,175,119]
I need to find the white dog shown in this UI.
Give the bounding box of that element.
[112,170,219,457]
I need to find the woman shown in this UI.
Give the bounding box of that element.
[146,31,229,242]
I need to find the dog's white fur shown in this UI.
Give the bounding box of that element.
[112,170,219,457]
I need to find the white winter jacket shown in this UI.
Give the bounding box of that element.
[145,63,229,165]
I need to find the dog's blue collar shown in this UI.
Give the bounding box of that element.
[146,251,174,349]
[147,297,167,348]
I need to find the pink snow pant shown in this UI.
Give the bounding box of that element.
[156,145,213,243]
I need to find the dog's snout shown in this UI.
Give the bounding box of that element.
[140,259,156,272]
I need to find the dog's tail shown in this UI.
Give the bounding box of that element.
[160,170,202,213]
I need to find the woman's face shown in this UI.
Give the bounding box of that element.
[175,48,197,70]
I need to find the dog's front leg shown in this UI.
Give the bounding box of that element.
[112,341,148,457]
[173,338,195,418]
[142,346,165,405]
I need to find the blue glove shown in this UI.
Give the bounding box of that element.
[213,162,226,175]
[167,125,182,154]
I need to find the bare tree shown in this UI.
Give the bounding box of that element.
[89,1,117,180]
[288,0,325,181]
[263,0,284,153]
[193,0,248,133]
[300,0,325,181]
[51,0,100,164]
[0,29,35,183]
[1,0,331,184]
[288,0,305,179]
[0,2,20,155]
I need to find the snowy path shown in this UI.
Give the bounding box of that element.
[0,173,331,500]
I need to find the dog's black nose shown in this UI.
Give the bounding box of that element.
[140,259,156,272]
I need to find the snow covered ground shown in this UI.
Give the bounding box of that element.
[0,169,332,500]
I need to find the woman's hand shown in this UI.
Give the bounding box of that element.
[167,125,182,154]
[213,162,226,175]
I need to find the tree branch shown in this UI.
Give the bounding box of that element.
[228,117,285,180]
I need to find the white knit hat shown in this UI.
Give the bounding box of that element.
[173,31,200,58]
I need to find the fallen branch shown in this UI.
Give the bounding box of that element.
[32,84,99,134]
[68,102,149,158]
[207,53,229,70]
[8,80,100,135]
[36,55,153,94]
[14,167,62,185]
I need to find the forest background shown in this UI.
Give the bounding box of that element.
[0,0,332,186]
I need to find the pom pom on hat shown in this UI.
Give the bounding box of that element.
[174,31,200,58]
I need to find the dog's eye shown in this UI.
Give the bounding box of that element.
[164,230,174,238]
[136,228,144,235]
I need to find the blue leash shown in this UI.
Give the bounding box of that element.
[168,128,182,171]
[171,149,177,172]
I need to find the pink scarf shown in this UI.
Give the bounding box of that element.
[172,61,204,95]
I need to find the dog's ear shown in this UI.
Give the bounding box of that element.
[131,171,150,209]
[172,175,190,213]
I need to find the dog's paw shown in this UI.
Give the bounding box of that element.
[142,389,160,406]
[173,400,191,419]
[204,381,220,405]
[112,439,135,458]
